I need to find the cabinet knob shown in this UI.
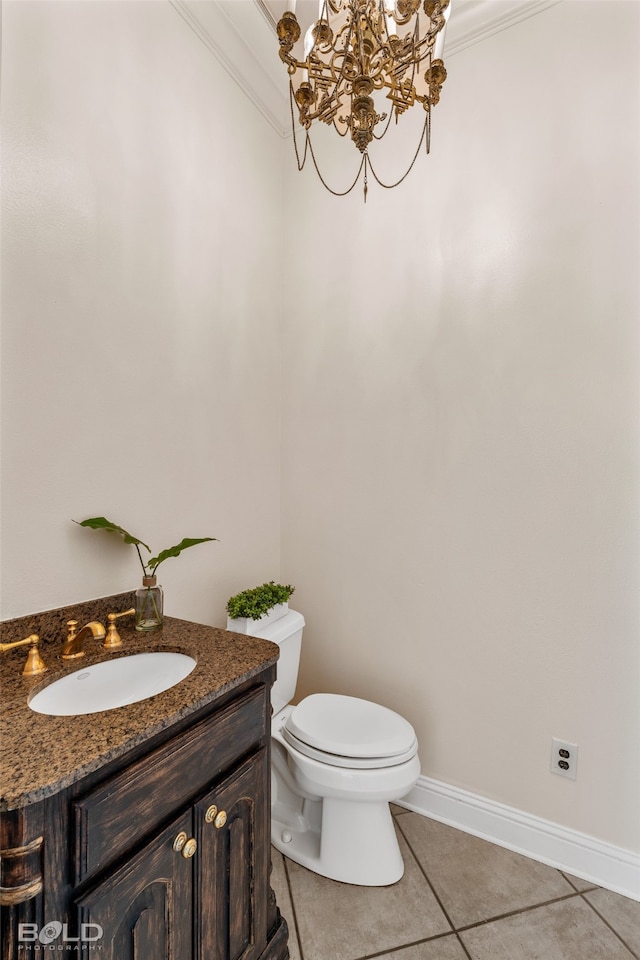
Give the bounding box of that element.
[204,805,227,828]
[182,838,198,859]
[173,831,188,852]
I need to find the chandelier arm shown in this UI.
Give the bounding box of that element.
[412,23,447,67]
[361,8,391,87]
[299,18,357,130]
[414,35,442,62]
[328,18,356,102]
[289,82,311,170]
[392,0,447,27]
[372,105,393,141]
[392,2,422,27]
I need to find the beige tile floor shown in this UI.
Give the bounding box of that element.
[270,808,640,960]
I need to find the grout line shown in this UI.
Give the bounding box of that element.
[395,813,473,960]
[455,932,475,958]
[454,890,585,933]
[352,931,467,960]
[282,853,307,960]
[579,891,640,960]
[560,871,599,895]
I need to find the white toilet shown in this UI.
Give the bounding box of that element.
[241,607,420,886]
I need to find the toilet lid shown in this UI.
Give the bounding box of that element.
[283,693,417,764]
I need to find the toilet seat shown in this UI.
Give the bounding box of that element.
[282,728,418,769]
[282,693,418,769]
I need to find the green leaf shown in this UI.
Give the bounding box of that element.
[147,537,216,572]
[226,582,295,620]
[73,517,151,553]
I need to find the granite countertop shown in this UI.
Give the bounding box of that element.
[0,600,278,812]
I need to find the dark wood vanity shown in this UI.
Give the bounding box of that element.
[0,597,289,960]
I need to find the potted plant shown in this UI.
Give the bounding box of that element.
[226,581,295,634]
[73,516,216,632]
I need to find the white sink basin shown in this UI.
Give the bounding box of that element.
[28,652,197,716]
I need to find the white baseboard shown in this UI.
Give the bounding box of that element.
[398,776,640,902]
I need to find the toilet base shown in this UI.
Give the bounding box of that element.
[271,795,404,886]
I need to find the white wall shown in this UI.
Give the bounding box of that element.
[0,0,284,624]
[2,0,638,864]
[280,0,640,854]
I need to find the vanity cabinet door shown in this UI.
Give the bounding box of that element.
[195,748,269,960]
[75,810,193,960]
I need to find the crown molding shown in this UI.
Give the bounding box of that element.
[445,0,562,57]
[170,0,289,136]
[170,0,563,138]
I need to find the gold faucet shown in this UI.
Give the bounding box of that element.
[61,620,106,660]
[0,634,47,676]
[104,608,135,649]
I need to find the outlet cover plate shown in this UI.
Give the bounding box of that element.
[551,738,578,780]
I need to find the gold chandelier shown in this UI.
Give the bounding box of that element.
[276,0,451,199]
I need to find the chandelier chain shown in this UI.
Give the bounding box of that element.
[290,79,367,196]
[307,134,367,197]
[366,111,430,190]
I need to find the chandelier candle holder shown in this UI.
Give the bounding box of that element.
[276,0,451,199]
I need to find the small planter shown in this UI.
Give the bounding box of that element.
[227,602,289,635]
[226,582,295,634]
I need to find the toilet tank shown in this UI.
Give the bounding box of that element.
[248,609,305,715]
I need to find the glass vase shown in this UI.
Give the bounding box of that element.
[135,576,164,632]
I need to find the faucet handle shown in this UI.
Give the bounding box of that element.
[0,634,47,676]
[104,608,135,649]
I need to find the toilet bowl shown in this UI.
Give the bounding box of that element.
[229,606,420,886]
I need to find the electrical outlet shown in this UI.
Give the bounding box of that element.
[551,738,578,780]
